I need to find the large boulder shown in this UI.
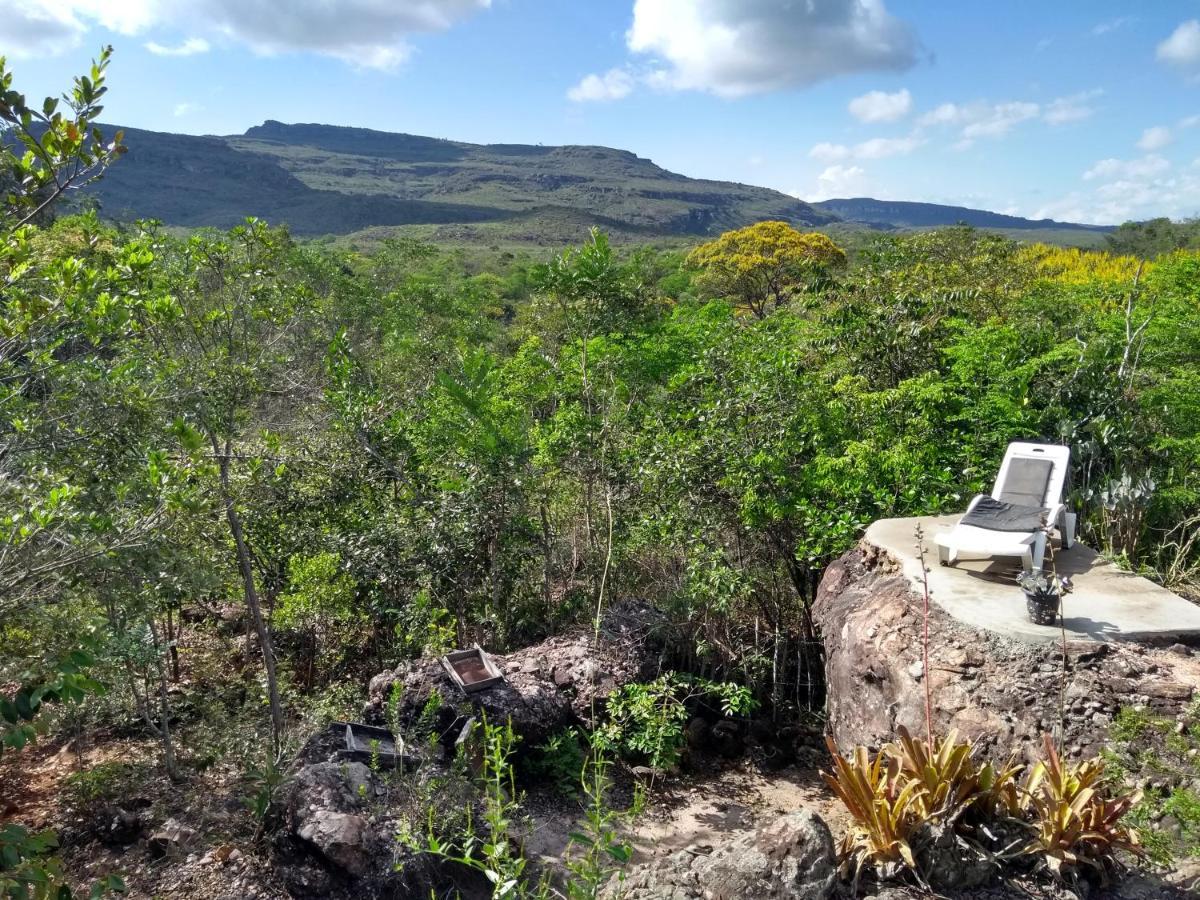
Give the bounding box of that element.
[814,543,1199,761]
[270,753,449,898]
[364,600,672,748]
[275,761,383,878]
[609,809,836,899]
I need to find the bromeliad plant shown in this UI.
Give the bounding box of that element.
[1021,734,1143,877]
[822,737,926,876]
[891,726,986,823]
[823,729,1143,888]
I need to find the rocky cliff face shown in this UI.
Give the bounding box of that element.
[813,543,1199,761]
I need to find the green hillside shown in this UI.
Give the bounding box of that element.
[86,120,836,241]
[79,121,1114,247]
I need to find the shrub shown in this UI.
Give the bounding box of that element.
[595,673,754,772]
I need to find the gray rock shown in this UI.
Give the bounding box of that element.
[609,809,836,899]
[148,817,197,858]
[275,761,382,878]
[363,600,673,749]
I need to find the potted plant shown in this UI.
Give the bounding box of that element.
[1016,571,1072,625]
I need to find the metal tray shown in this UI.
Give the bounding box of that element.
[440,644,504,694]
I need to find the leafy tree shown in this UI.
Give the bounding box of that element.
[0,47,125,227]
[686,220,845,318]
[0,46,132,900]
[1105,217,1200,259]
[139,219,330,749]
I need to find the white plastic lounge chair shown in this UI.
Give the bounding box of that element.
[934,442,1076,573]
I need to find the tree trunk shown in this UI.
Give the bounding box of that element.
[146,616,179,781]
[214,435,285,751]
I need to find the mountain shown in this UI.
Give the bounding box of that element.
[812,197,1111,234]
[83,120,835,243]
[77,121,1109,246]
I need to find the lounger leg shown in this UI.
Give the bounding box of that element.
[938,543,951,566]
[1031,534,1047,573]
[1020,547,1033,573]
[1062,512,1076,549]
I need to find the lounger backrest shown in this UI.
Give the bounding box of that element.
[997,457,1053,507]
[991,442,1070,510]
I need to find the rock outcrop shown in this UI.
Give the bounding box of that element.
[608,809,837,900]
[814,543,1199,761]
[364,600,672,748]
[269,729,451,898]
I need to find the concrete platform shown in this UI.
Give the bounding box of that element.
[867,515,1200,644]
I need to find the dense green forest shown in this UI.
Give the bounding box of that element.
[4,50,1200,900]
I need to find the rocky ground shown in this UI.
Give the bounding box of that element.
[5,550,1200,898]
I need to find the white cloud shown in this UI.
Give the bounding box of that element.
[1137,125,1172,151]
[623,0,918,98]
[173,101,200,116]
[919,92,1098,143]
[0,1,491,70]
[853,135,922,158]
[0,2,87,58]
[567,68,634,103]
[961,101,1039,138]
[1083,155,1170,181]
[1092,17,1134,37]
[1158,20,1200,66]
[1043,89,1101,125]
[808,135,921,161]
[1035,167,1200,226]
[807,163,867,201]
[848,88,912,123]
[917,102,960,126]
[809,142,851,162]
[1181,114,1200,129]
[146,37,210,56]
[917,99,1039,139]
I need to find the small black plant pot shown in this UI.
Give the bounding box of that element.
[1024,590,1060,626]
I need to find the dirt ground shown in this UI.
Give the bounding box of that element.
[522,756,848,868]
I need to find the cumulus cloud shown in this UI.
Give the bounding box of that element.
[809,135,921,161]
[624,0,918,98]
[848,88,912,123]
[567,68,635,103]
[1036,167,1200,226]
[0,1,492,70]
[1083,155,1170,181]
[146,37,210,56]
[1137,125,1172,151]
[806,163,867,201]
[173,101,200,116]
[1158,20,1200,66]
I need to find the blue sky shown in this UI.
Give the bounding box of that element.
[2,1,1198,225]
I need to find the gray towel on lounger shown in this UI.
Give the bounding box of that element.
[960,496,1048,532]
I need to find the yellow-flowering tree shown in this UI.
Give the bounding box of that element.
[686,220,846,318]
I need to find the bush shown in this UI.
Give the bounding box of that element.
[595,673,755,772]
